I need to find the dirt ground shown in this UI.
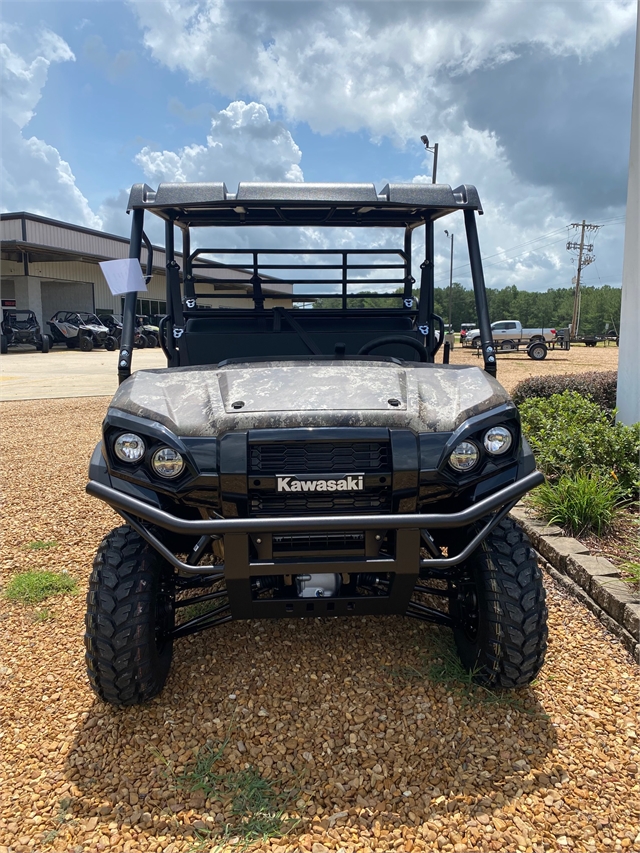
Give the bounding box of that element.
[1,392,638,853]
[449,343,619,395]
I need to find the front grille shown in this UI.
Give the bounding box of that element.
[272,532,364,553]
[249,489,391,516]
[250,441,390,474]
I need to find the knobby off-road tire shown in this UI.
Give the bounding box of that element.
[85,525,176,706]
[450,517,547,689]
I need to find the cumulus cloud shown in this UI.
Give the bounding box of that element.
[0,34,102,228]
[135,100,303,186]
[130,0,636,139]
[126,0,632,291]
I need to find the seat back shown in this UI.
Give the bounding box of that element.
[181,310,422,365]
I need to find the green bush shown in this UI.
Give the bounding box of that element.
[512,370,618,409]
[530,470,626,536]
[519,391,640,498]
[4,570,77,605]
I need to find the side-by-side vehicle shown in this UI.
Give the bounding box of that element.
[85,178,547,705]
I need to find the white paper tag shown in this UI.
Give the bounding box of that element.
[99,258,148,296]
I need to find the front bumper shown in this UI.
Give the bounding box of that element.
[88,470,542,564]
[87,471,543,620]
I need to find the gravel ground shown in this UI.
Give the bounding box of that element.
[1,393,638,853]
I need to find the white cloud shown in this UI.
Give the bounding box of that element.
[135,100,303,186]
[0,34,102,228]
[130,0,636,139]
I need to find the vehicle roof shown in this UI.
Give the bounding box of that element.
[127,181,482,228]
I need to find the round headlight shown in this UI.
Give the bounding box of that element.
[114,433,146,462]
[151,446,185,478]
[483,426,512,455]
[449,441,480,472]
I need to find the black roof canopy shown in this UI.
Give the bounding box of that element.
[127,181,483,228]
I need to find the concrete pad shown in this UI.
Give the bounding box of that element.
[0,347,167,401]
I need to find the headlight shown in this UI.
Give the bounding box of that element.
[483,426,512,455]
[114,433,146,462]
[151,446,185,478]
[449,441,479,472]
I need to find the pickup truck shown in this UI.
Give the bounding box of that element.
[465,320,556,349]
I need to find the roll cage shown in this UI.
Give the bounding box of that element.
[119,181,497,382]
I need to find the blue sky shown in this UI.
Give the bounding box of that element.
[1,0,637,292]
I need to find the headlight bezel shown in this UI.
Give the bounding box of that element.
[448,440,481,472]
[113,432,146,463]
[483,426,513,455]
[151,445,186,479]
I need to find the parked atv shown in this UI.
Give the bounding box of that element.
[48,311,117,352]
[1,309,50,354]
[136,315,159,348]
[98,314,150,349]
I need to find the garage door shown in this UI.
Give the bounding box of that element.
[41,280,94,322]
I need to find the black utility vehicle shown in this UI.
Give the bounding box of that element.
[85,179,548,706]
[1,309,50,353]
[49,311,116,352]
[98,314,151,349]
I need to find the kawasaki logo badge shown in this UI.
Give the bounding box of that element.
[276,475,364,493]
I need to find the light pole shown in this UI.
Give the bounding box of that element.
[444,229,454,332]
[420,135,439,183]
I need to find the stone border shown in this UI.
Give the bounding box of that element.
[510,506,640,664]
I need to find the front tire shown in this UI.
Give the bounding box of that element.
[0,335,7,355]
[85,525,176,706]
[450,518,547,689]
[79,335,94,352]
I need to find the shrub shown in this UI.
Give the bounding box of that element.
[4,570,77,605]
[530,470,626,536]
[519,391,640,497]
[512,370,618,410]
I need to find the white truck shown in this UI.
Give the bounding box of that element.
[465,320,556,348]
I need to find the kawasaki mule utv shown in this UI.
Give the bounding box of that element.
[85,180,547,706]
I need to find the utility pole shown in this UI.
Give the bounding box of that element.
[444,229,454,330]
[566,220,599,336]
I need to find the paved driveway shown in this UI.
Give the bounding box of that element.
[0,346,167,401]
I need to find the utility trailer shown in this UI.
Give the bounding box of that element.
[85,179,547,706]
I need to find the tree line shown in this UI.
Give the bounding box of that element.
[313,283,621,336]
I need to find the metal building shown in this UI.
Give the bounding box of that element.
[0,212,292,330]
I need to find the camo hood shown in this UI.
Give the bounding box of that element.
[109,360,512,436]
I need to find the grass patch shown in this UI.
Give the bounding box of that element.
[32,607,54,622]
[530,469,627,536]
[24,539,58,550]
[620,561,640,589]
[177,739,300,849]
[388,631,526,709]
[5,570,77,605]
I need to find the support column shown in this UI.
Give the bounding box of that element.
[616,0,639,425]
[12,276,43,331]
